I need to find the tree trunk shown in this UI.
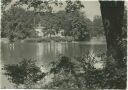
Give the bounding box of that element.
[99,1,125,68]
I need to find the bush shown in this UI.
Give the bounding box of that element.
[46,54,126,89]
[3,58,46,88]
[2,53,126,89]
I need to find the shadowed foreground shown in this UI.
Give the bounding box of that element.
[2,51,127,89]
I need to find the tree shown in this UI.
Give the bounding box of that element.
[60,1,90,40]
[2,0,126,75]
[56,10,72,36]
[2,0,127,89]
[122,6,127,38]
[71,12,90,40]
[1,7,38,41]
[39,13,62,37]
[99,2,127,88]
[99,1,126,68]
[92,15,104,37]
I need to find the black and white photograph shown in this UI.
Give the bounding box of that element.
[0,0,127,89]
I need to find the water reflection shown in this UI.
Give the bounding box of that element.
[1,41,106,88]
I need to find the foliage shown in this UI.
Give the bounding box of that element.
[1,0,12,12]
[52,11,90,40]
[91,15,104,37]
[39,8,90,41]
[1,7,38,41]
[24,37,74,43]
[65,0,84,13]
[64,1,90,40]
[40,13,62,37]
[47,53,126,89]
[3,58,46,88]
[1,0,63,13]
[1,0,91,41]
[1,0,127,89]
[70,12,90,40]
[2,52,126,89]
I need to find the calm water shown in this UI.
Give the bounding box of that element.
[1,40,106,88]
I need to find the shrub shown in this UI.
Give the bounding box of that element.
[47,54,126,89]
[3,58,46,88]
[2,53,126,89]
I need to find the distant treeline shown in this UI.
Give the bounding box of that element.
[1,5,126,42]
[1,0,127,42]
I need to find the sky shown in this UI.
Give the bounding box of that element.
[81,1,101,21]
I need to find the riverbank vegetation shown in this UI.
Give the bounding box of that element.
[1,0,127,89]
[3,52,126,89]
[1,0,106,42]
[24,36,74,43]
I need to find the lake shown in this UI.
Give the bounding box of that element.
[1,40,106,88]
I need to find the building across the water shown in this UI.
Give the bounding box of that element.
[35,24,45,37]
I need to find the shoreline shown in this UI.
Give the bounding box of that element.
[1,36,106,43]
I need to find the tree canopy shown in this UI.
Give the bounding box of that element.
[1,7,38,41]
[2,0,92,41]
